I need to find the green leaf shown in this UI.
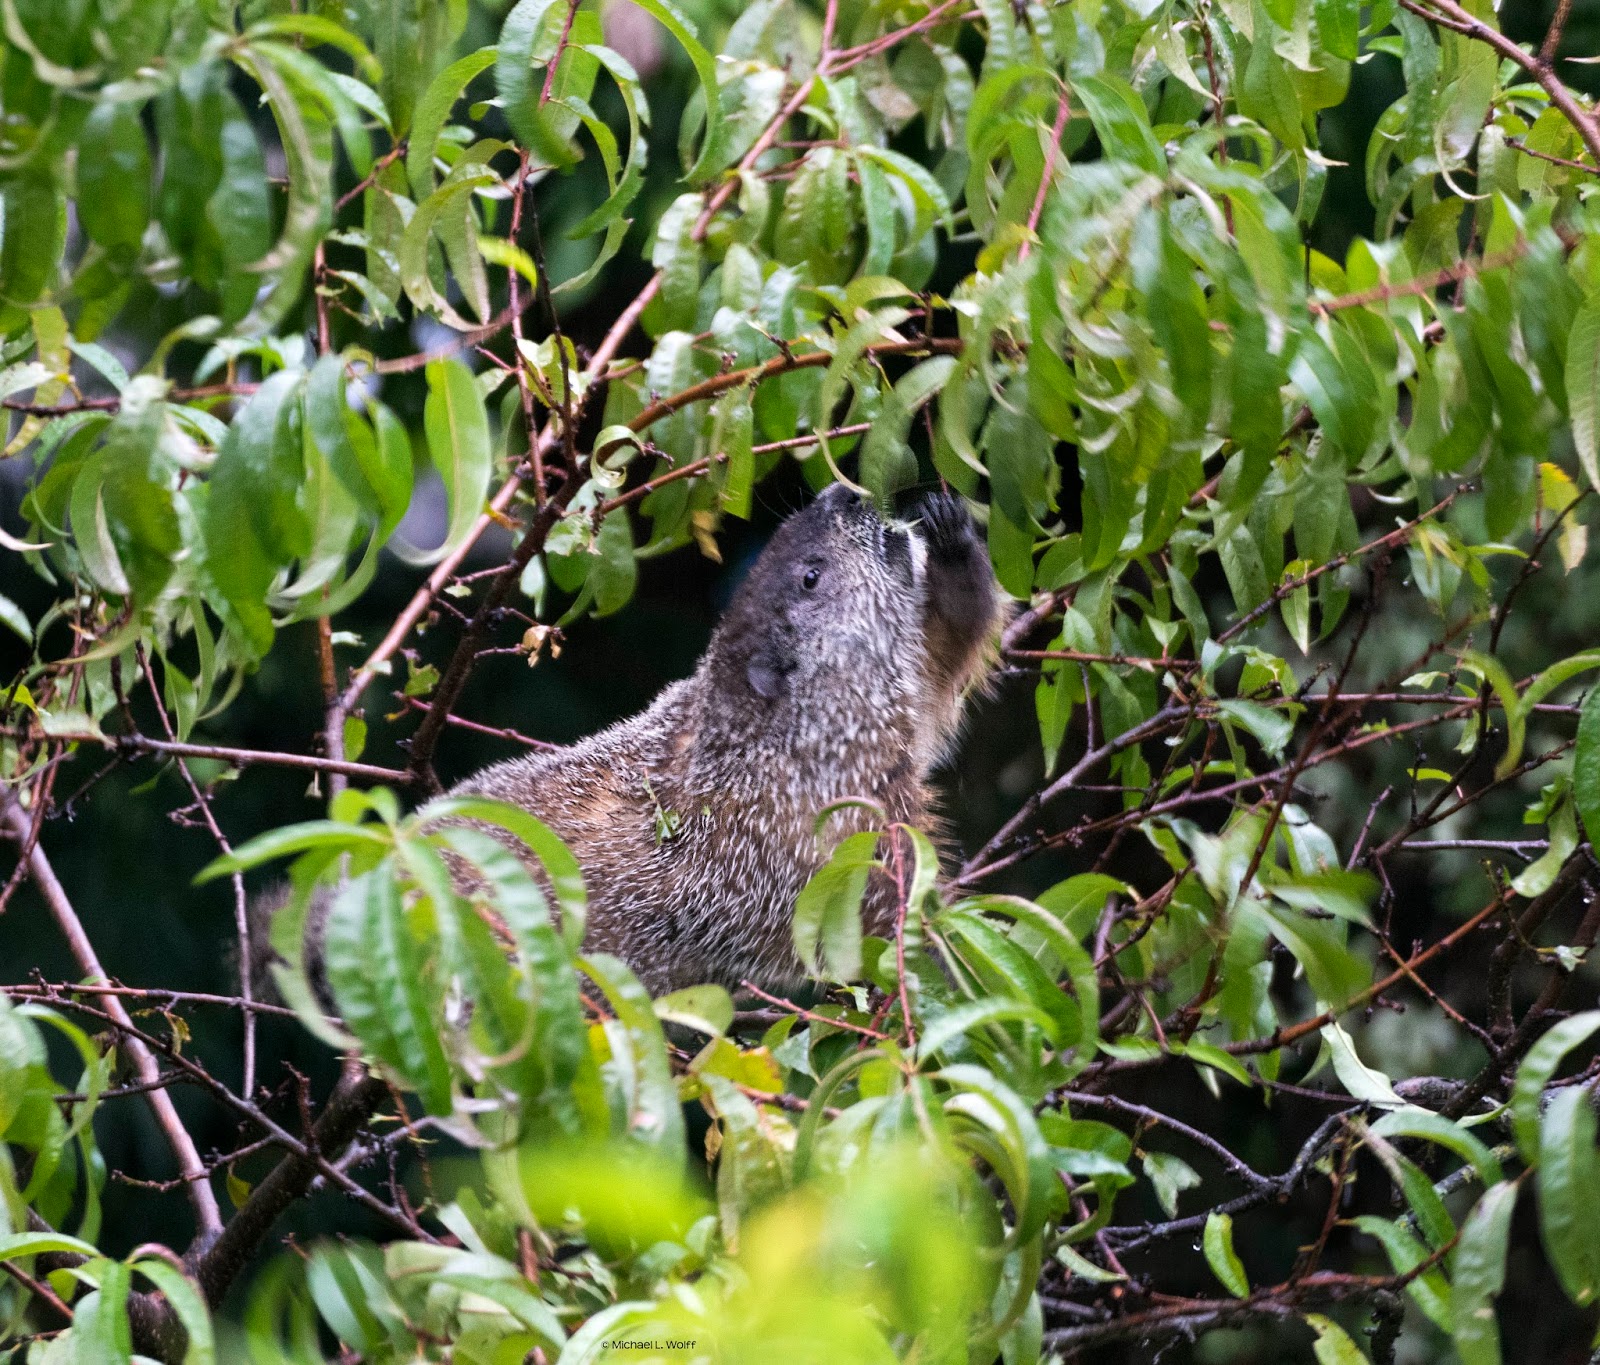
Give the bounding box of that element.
[1514,649,1600,727]
[952,893,1101,1057]
[1074,74,1165,177]
[1056,1243,1126,1283]
[1537,1085,1600,1306]
[305,353,376,516]
[1369,1109,1504,1187]
[495,0,576,169]
[1324,1022,1403,1108]
[0,174,65,306]
[580,952,685,1155]
[233,44,335,332]
[133,1258,217,1365]
[356,399,417,541]
[203,369,307,654]
[1511,800,1577,899]
[861,355,957,505]
[1139,208,1212,435]
[1176,1040,1255,1089]
[0,591,30,644]
[793,830,879,982]
[654,985,734,1037]
[1567,296,1600,491]
[397,357,492,566]
[77,102,152,252]
[1202,1211,1249,1296]
[916,998,1058,1063]
[69,386,178,601]
[1216,698,1294,759]
[0,1231,102,1259]
[938,1063,1056,1242]
[1578,686,1600,846]
[421,796,589,950]
[1453,1181,1518,1365]
[75,1260,134,1364]
[282,410,361,603]
[195,819,391,881]
[1313,0,1359,59]
[407,47,498,200]
[325,869,454,1115]
[591,508,637,617]
[1143,1151,1201,1219]
[1459,649,1524,780]
[245,13,381,81]
[650,191,703,332]
[68,455,131,597]
[625,0,723,181]
[857,146,954,238]
[398,166,500,330]
[432,825,586,1105]
[1512,1011,1600,1164]
[1306,1314,1368,1365]
[430,1268,567,1348]
[1034,874,1130,938]
[1258,900,1368,1006]
[1352,1215,1453,1332]
[714,387,755,519]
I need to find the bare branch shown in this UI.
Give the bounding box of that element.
[1,798,223,1241]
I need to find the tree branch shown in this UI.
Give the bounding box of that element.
[1401,0,1600,165]
[1,799,223,1242]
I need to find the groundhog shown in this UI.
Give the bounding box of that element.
[271,485,1003,1000]
[448,484,1004,992]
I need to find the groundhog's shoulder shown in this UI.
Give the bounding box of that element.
[446,678,699,818]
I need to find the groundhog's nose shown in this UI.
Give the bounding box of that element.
[820,483,874,518]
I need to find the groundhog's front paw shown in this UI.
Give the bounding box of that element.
[918,493,983,563]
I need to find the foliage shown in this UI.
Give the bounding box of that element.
[2,0,1600,1360]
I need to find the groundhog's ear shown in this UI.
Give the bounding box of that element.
[746,647,794,700]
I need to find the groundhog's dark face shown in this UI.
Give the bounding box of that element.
[709,483,927,709]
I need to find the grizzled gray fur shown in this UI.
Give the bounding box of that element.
[449,484,1003,993]
[270,485,1003,1000]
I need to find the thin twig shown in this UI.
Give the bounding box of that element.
[1,799,223,1241]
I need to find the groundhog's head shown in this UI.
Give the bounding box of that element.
[703,483,932,730]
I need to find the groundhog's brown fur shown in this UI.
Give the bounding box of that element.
[275,485,1003,999]
[448,484,1003,993]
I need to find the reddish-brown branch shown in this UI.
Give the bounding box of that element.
[137,644,261,1100]
[0,1258,74,1324]
[1400,0,1600,165]
[1215,489,1462,644]
[1540,0,1576,64]
[396,696,562,752]
[1506,135,1598,175]
[1225,885,1517,1057]
[1019,88,1072,261]
[826,0,974,68]
[627,336,961,435]
[596,422,877,517]
[1309,244,1530,316]
[1007,647,1197,672]
[10,980,300,1018]
[333,140,407,213]
[371,294,539,374]
[740,981,890,1040]
[1,799,224,1240]
[0,726,411,785]
[540,0,581,106]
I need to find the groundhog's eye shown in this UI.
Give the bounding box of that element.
[801,567,822,590]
